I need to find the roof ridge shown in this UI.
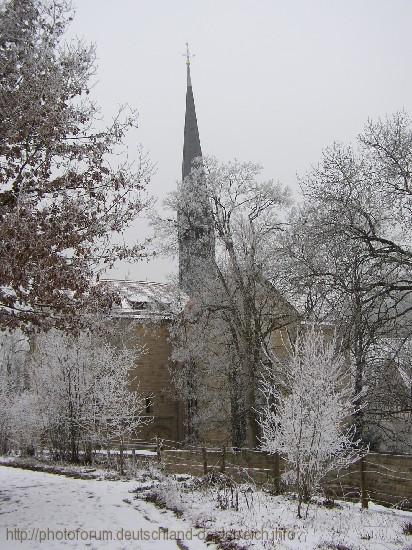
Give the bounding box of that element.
[102,278,169,286]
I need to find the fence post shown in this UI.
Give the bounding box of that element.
[156,437,162,463]
[220,446,226,474]
[272,452,280,494]
[202,447,208,475]
[131,448,136,466]
[238,449,252,481]
[360,456,368,509]
[119,444,124,475]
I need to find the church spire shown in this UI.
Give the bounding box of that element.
[182,43,202,180]
[178,44,215,294]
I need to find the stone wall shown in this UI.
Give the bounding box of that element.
[113,318,184,443]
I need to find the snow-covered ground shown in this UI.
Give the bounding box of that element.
[0,465,213,550]
[148,474,412,550]
[1,464,412,550]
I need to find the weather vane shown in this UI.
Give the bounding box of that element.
[183,42,195,66]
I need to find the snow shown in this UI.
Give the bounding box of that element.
[147,474,412,550]
[0,466,213,550]
[95,449,157,457]
[1,459,412,550]
[1,462,412,550]
[104,279,187,320]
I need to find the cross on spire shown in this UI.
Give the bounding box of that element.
[183,42,195,87]
[184,42,194,66]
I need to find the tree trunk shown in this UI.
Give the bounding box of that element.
[230,392,247,448]
[118,443,124,476]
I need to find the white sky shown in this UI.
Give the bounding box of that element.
[68,0,412,282]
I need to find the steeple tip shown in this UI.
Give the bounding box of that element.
[184,42,193,87]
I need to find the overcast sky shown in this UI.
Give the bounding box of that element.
[69,0,412,283]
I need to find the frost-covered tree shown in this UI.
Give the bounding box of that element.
[0,0,152,330]
[280,207,396,444]
[278,113,412,449]
[157,158,295,447]
[30,330,147,463]
[0,329,30,452]
[396,341,412,392]
[347,113,412,284]
[8,390,39,455]
[170,302,239,444]
[364,337,412,450]
[259,327,366,518]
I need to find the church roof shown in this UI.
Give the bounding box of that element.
[103,279,187,321]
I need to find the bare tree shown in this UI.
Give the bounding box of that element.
[278,113,412,450]
[157,157,296,447]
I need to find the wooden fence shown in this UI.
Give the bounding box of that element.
[160,445,412,510]
[25,437,412,510]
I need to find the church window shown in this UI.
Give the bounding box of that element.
[145,396,153,414]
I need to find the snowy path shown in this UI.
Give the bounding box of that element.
[0,466,212,549]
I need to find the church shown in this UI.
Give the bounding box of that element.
[104,47,298,448]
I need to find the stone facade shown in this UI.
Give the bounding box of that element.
[129,321,183,443]
[105,279,299,447]
[105,280,186,444]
